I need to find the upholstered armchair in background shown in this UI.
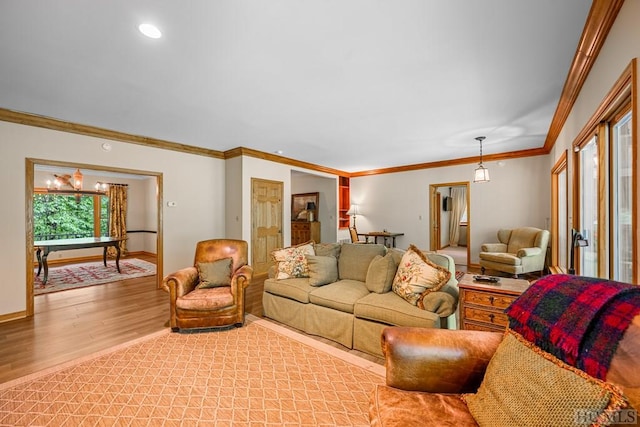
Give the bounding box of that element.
[479,227,550,278]
[161,239,253,331]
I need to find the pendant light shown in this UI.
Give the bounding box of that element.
[473,136,490,183]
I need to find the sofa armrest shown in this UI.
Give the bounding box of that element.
[516,247,542,257]
[381,327,503,393]
[480,243,507,252]
[419,291,456,317]
[161,266,199,297]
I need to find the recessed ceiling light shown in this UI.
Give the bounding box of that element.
[274,150,284,155]
[139,23,162,39]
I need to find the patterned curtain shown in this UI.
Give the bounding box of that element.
[448,187,467,247]
[107,184,128,257]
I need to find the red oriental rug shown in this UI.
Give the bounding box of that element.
[34,258,156,295]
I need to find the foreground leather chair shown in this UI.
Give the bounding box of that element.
[479,226,549,278]
[162,239,253,331]
[369,276,640,427]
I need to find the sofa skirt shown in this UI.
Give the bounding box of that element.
[305,304,354,348]
[262,292,307,332]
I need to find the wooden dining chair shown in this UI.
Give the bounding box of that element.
[349,227,369,244]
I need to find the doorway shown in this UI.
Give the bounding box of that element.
[429,182,470,267]
[25,158,163,317]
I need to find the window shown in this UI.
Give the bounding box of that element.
[578,137,599,277]
[33,192,109,240]
[611,109,633,282]
[571,60,636,282]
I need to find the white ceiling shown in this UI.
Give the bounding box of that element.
[0,1,592,173]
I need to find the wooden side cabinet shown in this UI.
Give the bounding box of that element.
[291,221,321,245]
[458,275,530,332]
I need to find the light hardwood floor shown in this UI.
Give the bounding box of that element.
[0,257,381,385]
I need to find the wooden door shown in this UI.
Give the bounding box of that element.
[429,187,439,251]
[251,178,283,276]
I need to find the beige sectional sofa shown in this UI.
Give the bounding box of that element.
[263,242,459,357]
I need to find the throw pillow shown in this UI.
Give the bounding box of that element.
[271,241,315,279]
[196,257,233,288]
[306,255,339,287]
[463,331,628,427]
[313,242,341,259]
[392,244,451,308]
[365,253,398,293]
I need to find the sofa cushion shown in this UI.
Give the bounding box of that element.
[196,257,232,288]
[365,253,398,293]
[313,242,341,258]
[478,252,521,266]
[306,255,339,287]
[176,287,234,311]
[464,331,628,427]
[263,277,315,303]
[370,386,478,427]
[308,279,370,313]
[338,243,387,281]
[271,241,315,279]
[354,292,440,327]
[392,244,451,308]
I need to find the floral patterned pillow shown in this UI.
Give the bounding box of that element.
[392,244,451,308]
[271,241,315,279]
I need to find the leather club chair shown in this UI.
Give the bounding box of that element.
[370,322,640,426]
[161,239,253,331]
[479,226,550,278]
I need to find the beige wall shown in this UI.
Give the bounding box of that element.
[351,155,551,263]
[0,121,225,317]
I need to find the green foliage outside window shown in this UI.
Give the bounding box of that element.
[33,194,108,240]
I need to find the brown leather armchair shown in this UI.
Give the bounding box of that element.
[161,239,253,331]
[370,324,640,426]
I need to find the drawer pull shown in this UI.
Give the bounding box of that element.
[489,313,495,322]
[488,296,495,305]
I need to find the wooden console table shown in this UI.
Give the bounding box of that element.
[458,274,530,332]
[34,237,125,287]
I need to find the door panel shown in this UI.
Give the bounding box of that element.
[251,178,283,276]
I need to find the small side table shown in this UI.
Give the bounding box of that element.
[458,274,531,332]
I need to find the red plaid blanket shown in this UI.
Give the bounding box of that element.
[505,274,640,380]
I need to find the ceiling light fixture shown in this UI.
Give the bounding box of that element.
[473,136,490,183]
[138,23,162,39]
[45,169,108,202]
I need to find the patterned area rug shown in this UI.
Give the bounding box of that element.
[455,271,465,281]
[0,315,384,426]
[34,258,156,296]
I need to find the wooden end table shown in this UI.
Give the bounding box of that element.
[458,274,531,332]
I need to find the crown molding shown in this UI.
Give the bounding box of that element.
[350,147,549,177]
[224,147,350,177]
[0,108,225,159]
[543,0,625,152]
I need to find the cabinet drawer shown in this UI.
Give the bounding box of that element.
[462,321,505,332]
[463,307,510,327]
[463,290,516,310]
[291,222,309,230]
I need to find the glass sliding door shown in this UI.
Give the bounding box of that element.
[579,137,598,277]
[611,110,632,282]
